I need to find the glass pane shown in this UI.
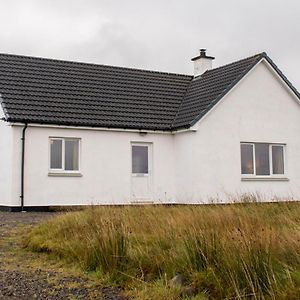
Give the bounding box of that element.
[241,144,254,174]
[50,139,62,169]
[132,145,148,174]
[272,146,284,174]
[65,139,79,171]
[255,143,270,175]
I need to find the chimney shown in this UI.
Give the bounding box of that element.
[191,49,215,77]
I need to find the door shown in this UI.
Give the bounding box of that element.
[131,143,152,202]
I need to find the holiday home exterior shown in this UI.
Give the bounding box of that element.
[0,50,299,211]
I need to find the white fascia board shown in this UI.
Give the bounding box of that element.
[9,122,195,135]
[0,96,8,119]
[172,127,198,134]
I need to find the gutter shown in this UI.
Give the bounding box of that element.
[20,123,28,212]
[9,122,196,134]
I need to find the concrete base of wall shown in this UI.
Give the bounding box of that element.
[2,201,299,212]
[0,206,50,212]
[0,203,178,212]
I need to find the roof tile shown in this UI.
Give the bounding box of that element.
[0,52,270,130]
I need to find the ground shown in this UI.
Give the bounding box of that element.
[0,212,127,300]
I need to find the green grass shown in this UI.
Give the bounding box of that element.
[24,202,300,299]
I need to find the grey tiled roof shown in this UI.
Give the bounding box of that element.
[0,54,191,130]
[0,51,295,131]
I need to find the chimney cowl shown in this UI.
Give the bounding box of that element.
[191,49,215,77]
[191,49,215,61]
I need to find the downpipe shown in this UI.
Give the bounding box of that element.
[20,123,28,212]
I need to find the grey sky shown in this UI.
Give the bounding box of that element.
[0,0,300,86]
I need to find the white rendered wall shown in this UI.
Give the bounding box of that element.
[174,60,300,203]
[0,108,14,206]
[10,127,175,207]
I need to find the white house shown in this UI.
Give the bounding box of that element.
[0,49,300,211]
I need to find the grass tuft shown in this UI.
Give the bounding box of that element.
[24,202,300,299]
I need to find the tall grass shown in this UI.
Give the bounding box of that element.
[25,203,300,299]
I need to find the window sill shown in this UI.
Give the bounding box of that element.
[241,176,289,182]
[48,172,82,177]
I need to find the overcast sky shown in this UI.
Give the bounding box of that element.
[0,0,300,86]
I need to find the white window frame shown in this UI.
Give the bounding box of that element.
[241,142,286,178]
[49,137,81,174]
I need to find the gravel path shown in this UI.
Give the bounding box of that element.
[0,212,127,300]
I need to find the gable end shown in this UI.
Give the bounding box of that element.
[174,52,300,130]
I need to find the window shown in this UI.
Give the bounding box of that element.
[255,143,270,175]
[132,145,148,174]
[241,144,254,174]
[272,145,284,174]
[50,138,80,172]
[240,143,285,176]
[50,139,62,169]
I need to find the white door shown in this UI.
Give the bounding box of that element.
[131,143,152,202]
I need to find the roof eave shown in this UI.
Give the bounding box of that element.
[6,118,175,132]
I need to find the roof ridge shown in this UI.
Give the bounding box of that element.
[193,52,265,78]
[171,80,191,129]
[195,52,267,79]
[0,52,193,78]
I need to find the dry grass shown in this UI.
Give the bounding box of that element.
[25,202,300,299]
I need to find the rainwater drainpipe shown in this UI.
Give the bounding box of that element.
[20,123,28,212]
